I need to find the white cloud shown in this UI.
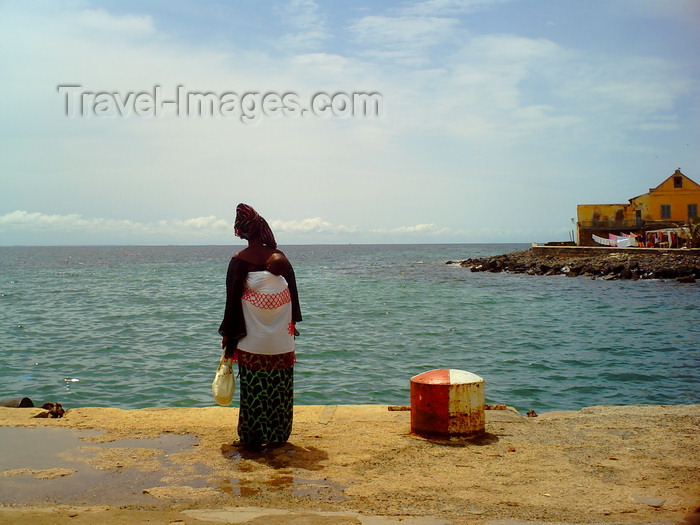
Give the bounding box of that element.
[0,210,131,232]
[587,58,687,114]
[1,2,697,246]
[289,53,355,79]
[73,8,155,37]
[371,223,450,235]
[0,211,229,240]
[610,0,700,24]
[271,217,357,234]
[349,15,460,65]
[467,33,560,61]
[401,0,515,16]
[276,0,329,51]
[165,216,231,232]
[0,211,459,244]
[388,31,693,147]
[0,208,638,245]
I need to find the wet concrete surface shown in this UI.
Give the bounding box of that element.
[0,426,201,505]
[1,426,347,507]
[1,405,697,525]
[219,441,347,502]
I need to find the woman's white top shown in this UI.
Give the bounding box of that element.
[237,271,295,355]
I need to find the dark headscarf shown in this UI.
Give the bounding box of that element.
[234,203,277,248]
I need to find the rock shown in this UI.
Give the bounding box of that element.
[453,248,700,284]
[33,402,65,418]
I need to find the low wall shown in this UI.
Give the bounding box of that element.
[531,244,700,257]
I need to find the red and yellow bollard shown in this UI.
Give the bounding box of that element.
[410,369,485,439]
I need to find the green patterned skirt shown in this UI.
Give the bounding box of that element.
[237,364,294,448]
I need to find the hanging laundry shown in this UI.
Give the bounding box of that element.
[593,234,613,246]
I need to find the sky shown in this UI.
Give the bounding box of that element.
[1,0,699,246]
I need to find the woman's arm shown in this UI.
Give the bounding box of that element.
[284,263,302,325]
[219,257,248,351]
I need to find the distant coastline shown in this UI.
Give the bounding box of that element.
[450,246,700,282]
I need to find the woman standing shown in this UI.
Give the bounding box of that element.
[219,204,302,451]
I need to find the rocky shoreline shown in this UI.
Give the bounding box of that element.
[449,248,700,282]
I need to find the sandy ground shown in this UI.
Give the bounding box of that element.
[0,404,698,524]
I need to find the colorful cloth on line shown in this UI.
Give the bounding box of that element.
[592,233,639,247]
[237,364,293,447]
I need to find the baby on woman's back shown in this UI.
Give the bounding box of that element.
[266,252,290,276]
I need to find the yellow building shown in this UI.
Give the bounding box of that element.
[577,169,700,246]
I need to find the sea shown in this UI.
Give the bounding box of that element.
[1,244,698,414]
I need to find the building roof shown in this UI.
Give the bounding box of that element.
[628,169,700,202]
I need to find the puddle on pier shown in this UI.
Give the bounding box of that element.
[219,473,346,502]
[0,426,205,505]
[219,441,345,501]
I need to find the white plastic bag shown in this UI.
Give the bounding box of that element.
[212,351,235,406]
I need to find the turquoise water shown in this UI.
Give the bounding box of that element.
[1,244,698,413]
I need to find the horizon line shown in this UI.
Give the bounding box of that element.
[0,241,534,248]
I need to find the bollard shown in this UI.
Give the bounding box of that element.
[0,397,34,408]
[410,369,485,439]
